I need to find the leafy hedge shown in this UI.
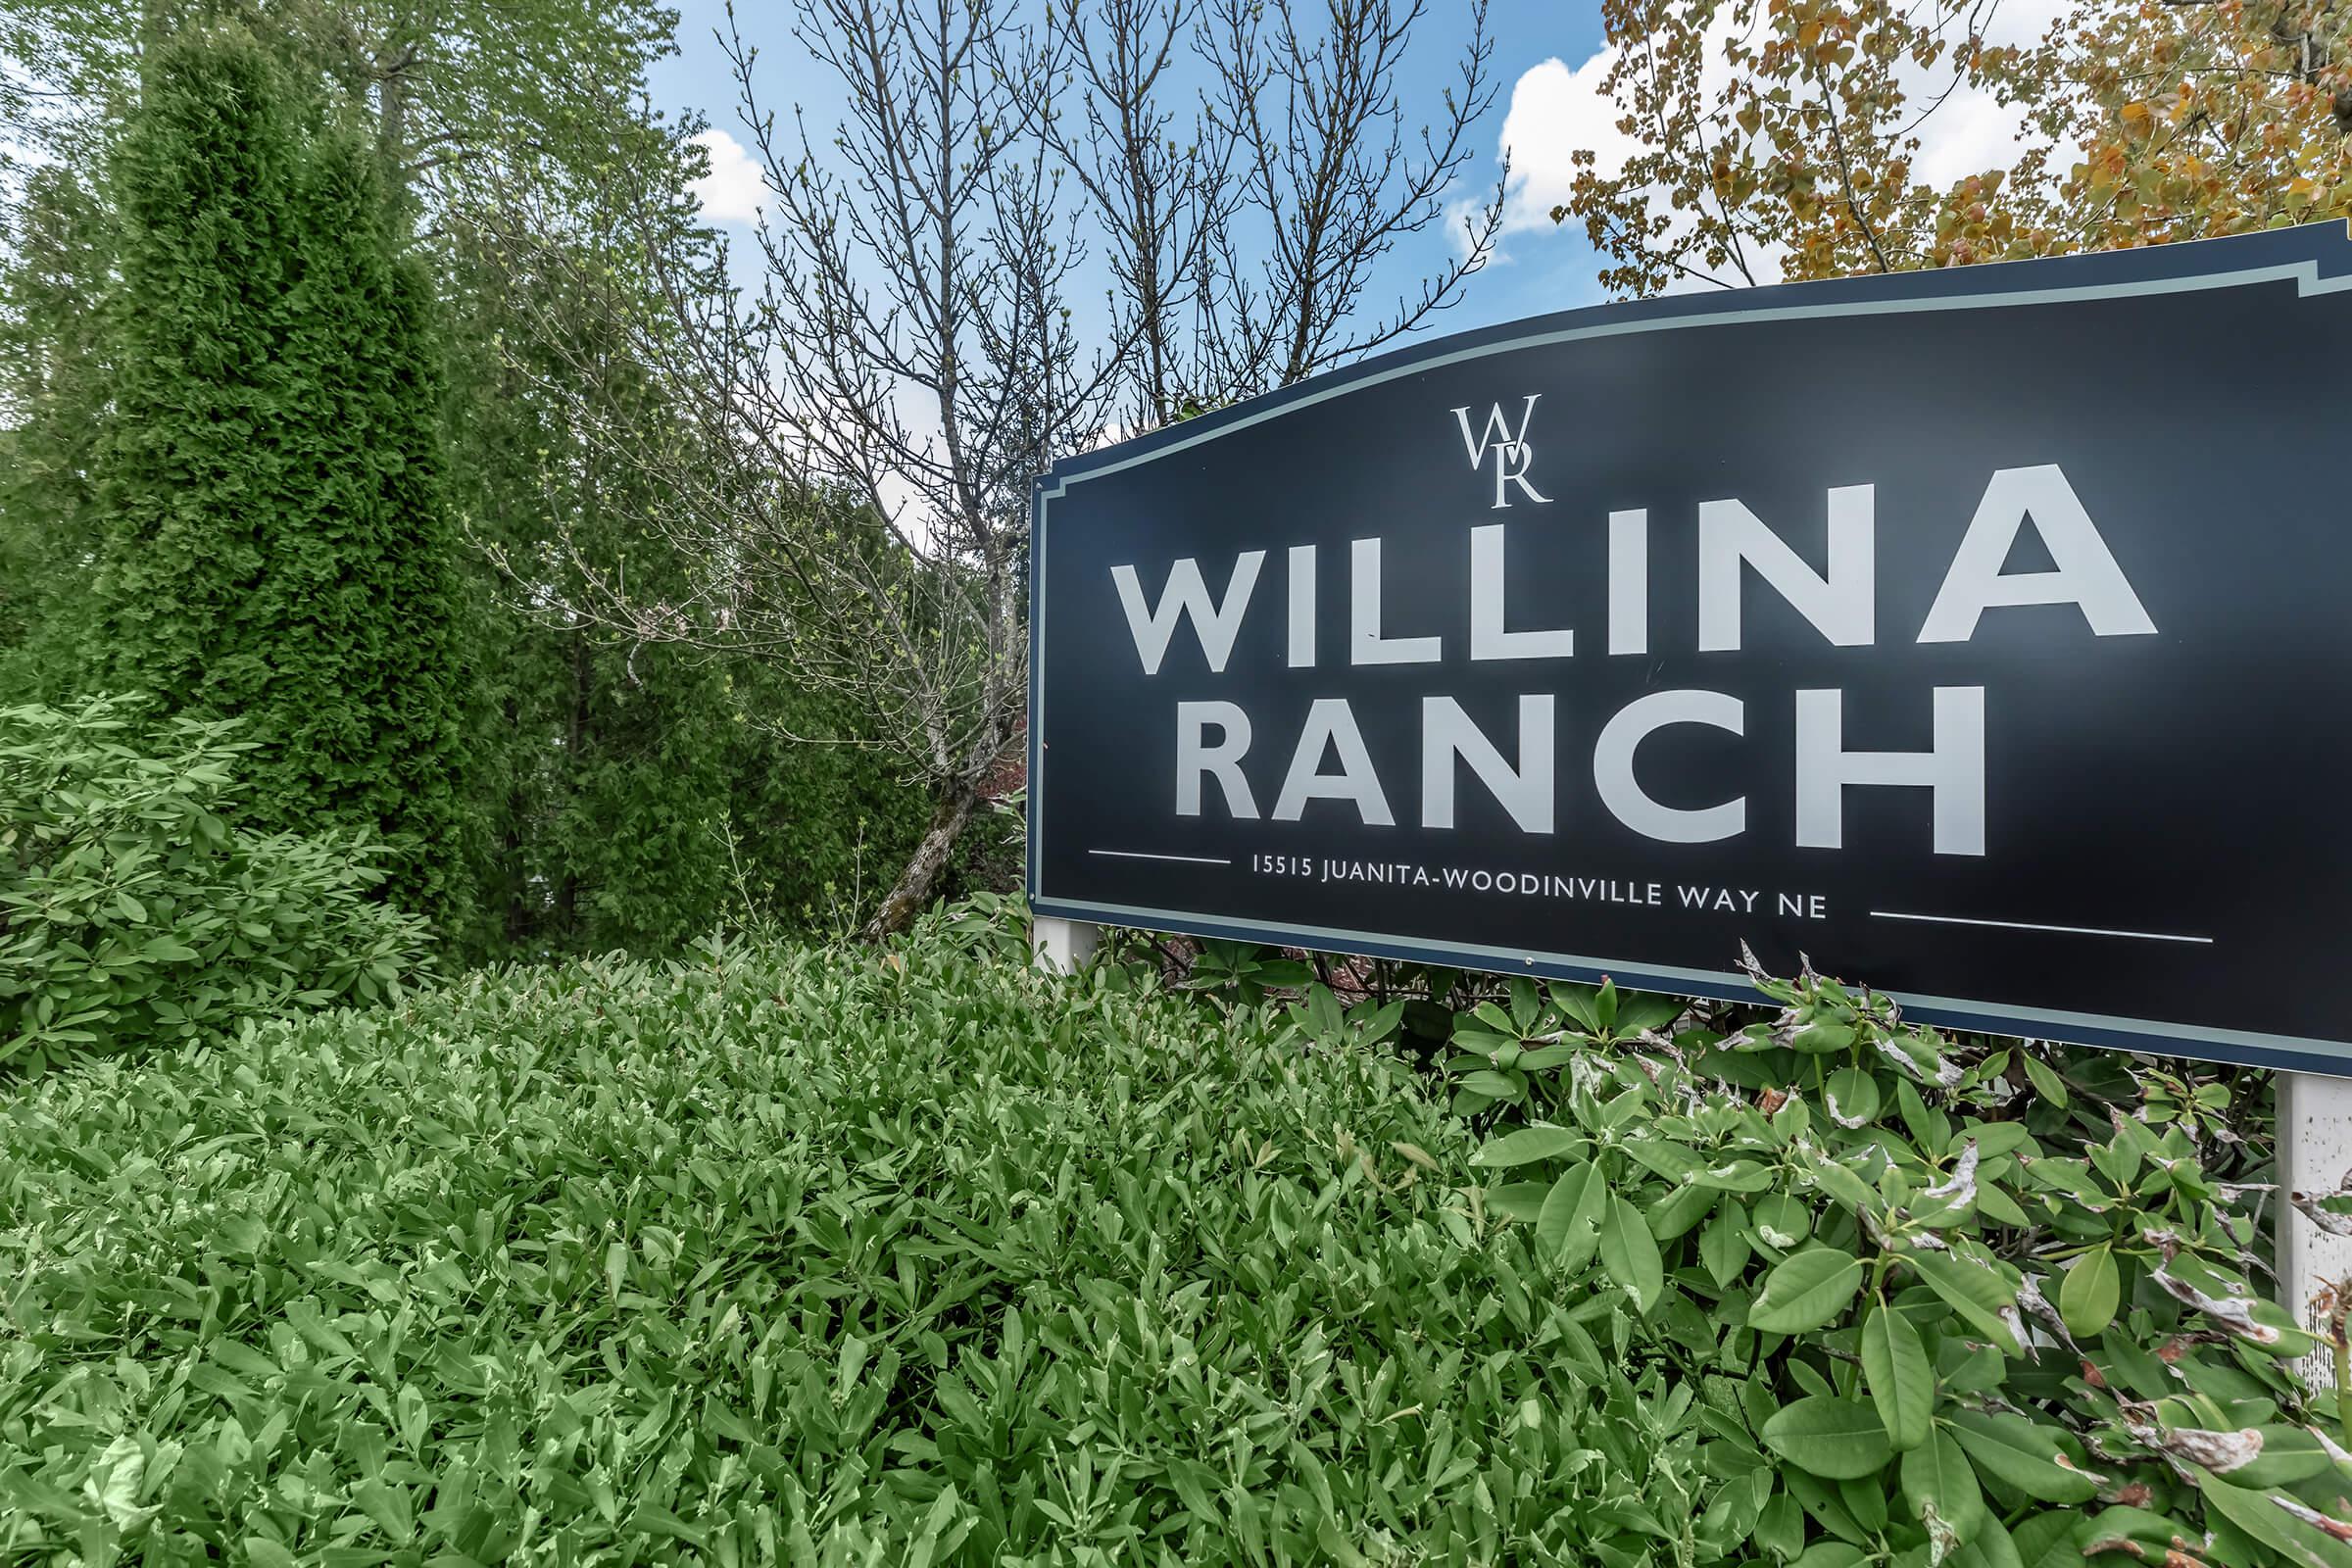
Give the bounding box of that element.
[1,697,432,1077]
[7,902,2345,1565]
[5,920,1679,1564]
[1435,952,2341,1568]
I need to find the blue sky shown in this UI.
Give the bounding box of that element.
[644,0,1626,339]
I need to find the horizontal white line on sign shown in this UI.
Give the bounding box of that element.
[1869,910,2213,945]
[1090,849,1233,865]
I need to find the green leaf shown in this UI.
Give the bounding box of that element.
[1699,1206,1751,1287]
[1750,1247,1864,1335]
[1316,1515,1370,1567]
[1944,1411,2101,1504]
[2058,1244,2120,1339]
[1301,983,1346,1040]
[1761,1396,1893,1480]
[1750,1194,1814,1250]
[2081,1507,2203,1559]
[1471,1124,1582,1168]
[2229,1425,2337,1488]
[1791,1021,1854,1054]
[1976,1182,2031,1228]
[1506,976,1543,1031]
[1693,1158,1774,1194]
[1549,982,1604,1033]
[1784,1471,1868,1544]
[1599,1193,1665,1314]
[1756,1493,1805,1561]
[1838,1472,1888,1534]
[1650,1178,1719,1241]
[1593,979,1619,1032]
[1860,1302,1934,1451]
[1614,992,1686,1036]
[1901,1431,1985,1546]
[1954,1513,2026,1568]
[1793,1548,1869,1568]
[1460,1069,1523,1102]
[2012,1511,2090,1568]
[353,1479,415,1544]
[1488,1181,1550,1223]
[1897,1077,1949,1157]
[2020,1053,2067,1107]
[2196,1475,2352,1568]
[1824,1067,1880,1126]
[1471,1000,1518,1036]
[1906,1250,2022,1354]
[1622,1136,1701,1184]
[1805,1155,1878,1216]
[1537,1162,1607,1272]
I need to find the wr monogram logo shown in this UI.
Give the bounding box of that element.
[1451,394,1551,510]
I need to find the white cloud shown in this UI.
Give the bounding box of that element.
[1494,49,1637,241]
[689,128,767,224]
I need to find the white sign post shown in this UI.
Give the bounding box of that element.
[1031,914,1101,974]
[2278,1070,2352,1383]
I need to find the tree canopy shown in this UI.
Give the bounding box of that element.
[1559,0,2351,291]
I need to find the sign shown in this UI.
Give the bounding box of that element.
[1027,223,2352,1075]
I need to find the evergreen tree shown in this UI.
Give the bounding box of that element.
[88,32,299,705]
[89,29,466,923]
[0,167,112,700]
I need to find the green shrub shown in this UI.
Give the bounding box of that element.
[6,916,1739,1565]
[0,696,433,1076]
[89,29,467,925]
[1430,954,2340,1568]
[11,894,2340,1564]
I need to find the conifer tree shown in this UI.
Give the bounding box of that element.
[90,28,466,923]
[0,167,111,700]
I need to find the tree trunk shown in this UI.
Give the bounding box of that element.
[863,778,982,939]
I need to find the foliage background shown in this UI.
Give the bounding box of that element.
[0,4,945,958]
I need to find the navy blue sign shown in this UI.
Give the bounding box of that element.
[1028,223,2352,1074]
